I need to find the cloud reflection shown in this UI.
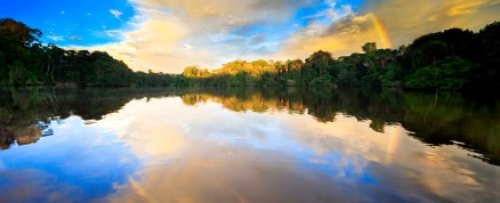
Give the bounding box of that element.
[89,96,500,202]
[2,89,499,202]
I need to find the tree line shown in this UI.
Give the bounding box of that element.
[1,18,499,91]
[0,18,179,87]
[180,22,499,91]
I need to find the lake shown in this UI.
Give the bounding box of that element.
[0,88,499,203]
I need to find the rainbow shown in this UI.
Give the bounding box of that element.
[384,127,401,164]
[128,177,156,203]
[368,13,393,49]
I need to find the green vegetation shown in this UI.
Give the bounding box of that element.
[1,18,499,91]
[0,18,178,87]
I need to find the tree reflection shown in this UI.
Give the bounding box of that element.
[0,88,177,148]
[1,87,498,165]
[179,88,500,165]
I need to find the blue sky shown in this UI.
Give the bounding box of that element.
[0,0,359,47]
[1,0,498,73]
[0,0,135,45]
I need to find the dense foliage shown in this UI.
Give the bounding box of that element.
[1,18,499,91]
[0,18,177,87]
[178,22,500,91]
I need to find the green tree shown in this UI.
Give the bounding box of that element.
[8,61,28,86]
[362,42,377,53]
[0,18,41,47]
[405,56,472,90]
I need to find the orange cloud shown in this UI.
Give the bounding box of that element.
[447,0,498,16]
[276,0,500,60]
[87,0,314,73]
[72,0,500,73]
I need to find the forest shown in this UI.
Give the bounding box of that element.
[1,18,499,91]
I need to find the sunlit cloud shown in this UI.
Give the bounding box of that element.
[86,0,317,73]
[447,0,496,16]
[275,0,500,59]
[75,0,500,73]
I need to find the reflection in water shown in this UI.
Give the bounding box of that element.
[0,88,499,202]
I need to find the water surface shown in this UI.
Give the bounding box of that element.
[0,88,499,203]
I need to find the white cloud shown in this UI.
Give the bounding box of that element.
[73,0,500,73]
[68,36,82,41]
[109,9,123,19]
[47,35,63,42]
[79,0,315,73]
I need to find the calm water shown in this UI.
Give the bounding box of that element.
[0,88,499,203]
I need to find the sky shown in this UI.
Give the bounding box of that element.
[1,0,499,73]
